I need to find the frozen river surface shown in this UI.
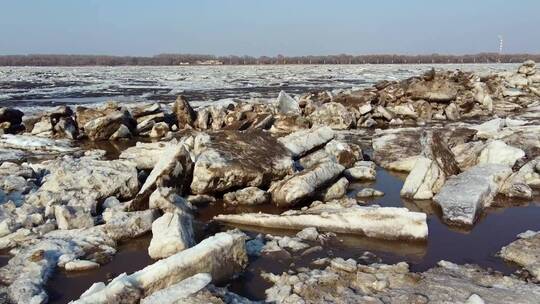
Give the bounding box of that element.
[0,64,517,112]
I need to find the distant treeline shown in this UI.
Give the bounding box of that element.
[0,53,539,66]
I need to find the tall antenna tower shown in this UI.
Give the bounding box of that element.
[498,35,504,63]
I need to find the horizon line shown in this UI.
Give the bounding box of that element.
[2,52,540,57]
[1,52,538,67]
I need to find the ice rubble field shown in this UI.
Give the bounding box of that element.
[0,64,517,110]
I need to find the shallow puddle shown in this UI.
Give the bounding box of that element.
[46,235,153,304]
[0,249,11,269]
[358,168,540,273]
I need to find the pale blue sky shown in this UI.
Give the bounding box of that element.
[1,0,539,56]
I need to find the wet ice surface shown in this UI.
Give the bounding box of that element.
[0,64,517,113]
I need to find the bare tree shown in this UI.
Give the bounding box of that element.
[0,53,538,66]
